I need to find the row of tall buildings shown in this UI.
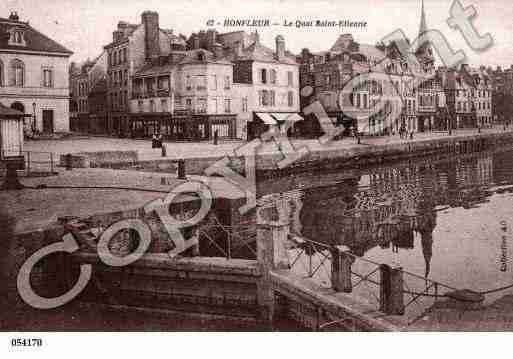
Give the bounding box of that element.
[0,1,509,139]
[69,1,507,141]
[70,11,300,140]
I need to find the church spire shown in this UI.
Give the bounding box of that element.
[416,0,433,62]
[419,0,428,37]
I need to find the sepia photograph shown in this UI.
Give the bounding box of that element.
[1,0,513,352]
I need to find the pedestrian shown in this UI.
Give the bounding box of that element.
[152,132,157,148]
[213,129,219,145]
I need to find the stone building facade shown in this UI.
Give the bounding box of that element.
[488,65,513,124]
[104,11,182,134]
[129,47,236,140]
[297,1,448,137]
[440,64,493,130]
[227,33,300,140]
[0,12,72,134]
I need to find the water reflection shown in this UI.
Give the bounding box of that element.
[257,147,513,293]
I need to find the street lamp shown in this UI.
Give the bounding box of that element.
[32,102,36,133]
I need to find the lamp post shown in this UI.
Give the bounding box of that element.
[32,102,36,133]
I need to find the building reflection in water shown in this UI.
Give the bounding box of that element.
[257,150,497,280]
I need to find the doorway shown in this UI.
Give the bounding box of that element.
[42,110,54,133]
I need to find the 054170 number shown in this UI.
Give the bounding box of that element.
[11,338,43,347]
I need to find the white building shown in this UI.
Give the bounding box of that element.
[0,12,73,133]
[226,33,300,140]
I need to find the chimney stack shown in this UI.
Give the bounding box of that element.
[235,41,243,58]
[141,10,160,61]
[276,35,285,61]
[213,43,223,59]
[206,29,217,51]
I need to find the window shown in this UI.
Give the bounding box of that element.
[123,48,127,63]
[287,71,293,86]
[242,97,248,112]
[325,75,331,85]
[138,100,143,112]
[186,76,192,90]
[43,68,53,88]
[270,69,277,84]
[186,98,192,110]
[224,75,231,89]
[197,98,207,113]
[211,75,217,90]
[261,69,267,84]
[113,52,117,66]
[211,99,218,114]
[10,59,24,86]
[224,99,231,113]
[161,99,168,112]
[197,76,207,90]
[108,53,112,66]
[0,60,3,86]
[150,100,156,112]
[124,70,128,86]
[9,30,25,45]
[287,91,293,107]
[259,90,269,106]
[270,90,275,106]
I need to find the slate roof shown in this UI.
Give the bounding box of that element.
[0,16,73,55]
[227,41,297,65]
[134,49,233,77]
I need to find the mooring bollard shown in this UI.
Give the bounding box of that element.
[379,264,405,315]
[1,161,24,190]
[161,144,167,157]
[331,246,354,293]
[65,153,73,171]
[177,159,186,180]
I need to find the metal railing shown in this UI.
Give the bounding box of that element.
[285,234,461,318]
[197,215,257,260]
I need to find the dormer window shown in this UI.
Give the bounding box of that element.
[8,28,26,46]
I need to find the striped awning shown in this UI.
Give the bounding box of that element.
[256,113,277,125]
[271,113,304,122]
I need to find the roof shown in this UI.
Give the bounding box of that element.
[134,49,233,77]
[0,16,73,55]
[226,41,297,65]
[0,102,24,118]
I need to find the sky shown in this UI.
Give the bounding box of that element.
[4,0,513,69]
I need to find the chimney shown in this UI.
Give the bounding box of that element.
[141,10,160,61]
[206,29,216,50]
[253,31,260,45]
[192,34,200,50]
[235,41,243,58]
[338,33,354,49]
[213,43,223,59]
[276,35,285,61]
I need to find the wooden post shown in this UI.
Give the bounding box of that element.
[331,246,354,293]
[379,264,405,315]
[256,221,290,327]
[177,159,186,179]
